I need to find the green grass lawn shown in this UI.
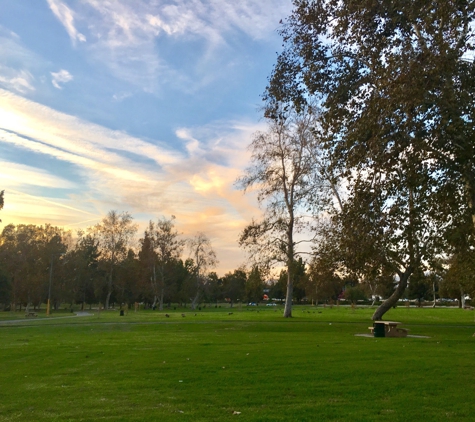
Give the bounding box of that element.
[0,306,474,421]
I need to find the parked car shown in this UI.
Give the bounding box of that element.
[266,303,277,307]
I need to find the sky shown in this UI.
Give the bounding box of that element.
[0,0,293,274]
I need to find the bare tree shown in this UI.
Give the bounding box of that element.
[188,232,218,310]
[92,211,137,310]
[238,104,330,317]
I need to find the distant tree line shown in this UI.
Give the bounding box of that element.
[0,205,470,311]
[0,210,295,311]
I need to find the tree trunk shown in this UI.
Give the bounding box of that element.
[157,266,165,311]
[159,291,164,311]
[150,266,159,307]
[191,290,200,310]
[283,221,294,318]
[372,267,413,320]
[283,268,293,318]
[105,291,112,310]
[105,266,113,310]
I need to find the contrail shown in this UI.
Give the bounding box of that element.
[67,218,101,226]
[7,188,98,217]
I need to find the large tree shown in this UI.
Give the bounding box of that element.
[441,251,475,306]
[222,268,246,307]
[138,217,185,310]
[63,230,101,309]
[245,266,266,304]
[266,0,475,319]
[0,224,70,310]
[238,104,329,317]
[188,232,218,310]
[92,211,137,310]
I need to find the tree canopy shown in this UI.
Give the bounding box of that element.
[265,0,475,319]
[91,210,137,310]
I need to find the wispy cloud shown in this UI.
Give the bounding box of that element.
[0,68,35,93]
[2,189,97,227]
[47,0,291,93]
[51,69,73,89]
[0,26,49,94]
[0,162,76,189]
[47,0,86,44]
[112,91,132,102]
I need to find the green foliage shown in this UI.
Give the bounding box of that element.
[92,210,138,309]
[307,248,344,304]
[0,213,199,310]
[343,285,367,304]
[0,223,70,308]
[273,258,308,302]
[407,268,434,305]
[246,266,265,303]
[138,217,185,310]
[62,231,102,308]
[441,251,475,301]
[0,267,10,308]
[269,270,287,301]
[222,269,246,306]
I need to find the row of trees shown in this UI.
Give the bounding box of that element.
[0,211,213,311]
[238,1,475,319]
[0,204,468,311]
[0,211,282,311]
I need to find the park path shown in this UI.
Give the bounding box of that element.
[0,311,94,325]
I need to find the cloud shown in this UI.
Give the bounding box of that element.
[0,162,76,189]
[112,92,132,102]
[0,68,35,93]
[1,189,97,228]
[47,0,86,44]
[46,0,291,93]
[0,89,263,272]
[0,27,49,94]
[51,69,73,89]
[0,25,20,40]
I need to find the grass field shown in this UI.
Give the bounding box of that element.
[1,305,474,421]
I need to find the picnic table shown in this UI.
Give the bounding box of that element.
[25,311,38,318]
[369,321,408,337]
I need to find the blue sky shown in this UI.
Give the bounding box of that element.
[0,0,292,274]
